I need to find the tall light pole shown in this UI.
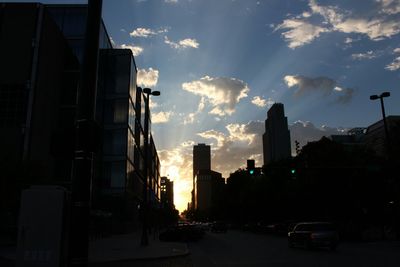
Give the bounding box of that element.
[370,92,391,158]
[141,87,160,246]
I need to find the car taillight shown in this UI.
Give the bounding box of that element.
[310,233,317,239]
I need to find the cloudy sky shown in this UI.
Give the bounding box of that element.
[8,0,400,211]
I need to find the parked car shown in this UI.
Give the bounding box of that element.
[288,222,339,250]
[211,221,228,233]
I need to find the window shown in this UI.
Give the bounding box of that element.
[103,161,125,188]
[103,129,126,155]
[104,99,127,124]
[63,8,87,37]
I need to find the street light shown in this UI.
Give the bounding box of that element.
[141,87,160,246]
[370,91,391,157]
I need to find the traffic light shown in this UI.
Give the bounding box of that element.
[247,159,256,176]
[290,166,297,179]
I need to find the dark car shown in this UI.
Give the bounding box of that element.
[211,221,228,233]
[288,222,339,250]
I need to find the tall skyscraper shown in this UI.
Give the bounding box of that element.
[263,103,291,165]
[192,143,211,209]
[193,143,211,179]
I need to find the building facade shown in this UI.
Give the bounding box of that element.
[192,143,211,209]
[262,103,291,165]
[194,170,225,219]
[0,3,161,236]
[160,177,174,210]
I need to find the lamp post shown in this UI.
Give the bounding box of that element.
[370,92,391,157]
[141,87,160,246]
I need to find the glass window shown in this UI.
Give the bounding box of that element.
[110,161,125,188]
[103,129,127,155]
[63,8,87,37]
[47,8,65,32]
[114,54,130,94]
[67,39,85,63]
[140,93,146,129]
[114,99,127,123]
[129,61,137,102]
[127,129,135,163]
[104,99,127,124]
[128,99,136,130]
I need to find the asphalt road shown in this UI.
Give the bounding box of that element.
[5,230,398,267]
[188,230,400,267]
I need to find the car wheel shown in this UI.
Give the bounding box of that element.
[288,240,294,248]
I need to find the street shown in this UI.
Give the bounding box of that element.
[110,230,400,267]
[3,230,400,267]
[188,230,400,267]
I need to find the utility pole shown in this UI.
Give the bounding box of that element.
[141,87,160,246]
[370,92,391,158]
[69,0,102,266]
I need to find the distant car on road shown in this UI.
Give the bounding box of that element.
[159,223,204,242]
[211,221,228,233]
[288,222,339,250]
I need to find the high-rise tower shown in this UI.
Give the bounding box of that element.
[263,103,291,165]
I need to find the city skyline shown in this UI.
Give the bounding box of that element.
[4,0,400,212]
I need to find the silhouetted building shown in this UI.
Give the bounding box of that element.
[194,170,225,218]
[160,177,174,210]
[263,103,291,165]
[192,143,211,208]
[0,3,161,236]
[363,115,400,158]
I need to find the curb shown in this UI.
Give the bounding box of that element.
[89,248,190,263]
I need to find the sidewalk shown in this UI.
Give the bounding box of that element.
[89,230,189,263]
[0,230,189,265]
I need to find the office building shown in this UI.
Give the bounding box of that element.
[160,177,174,210]
[194,170,225,217]
[262,103,291,165]
[192,143,211,208]
[0,3,161,235]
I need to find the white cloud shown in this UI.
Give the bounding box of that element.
[137,68,159,87]
[394,47,400,53]
[129,27,168,38]
[183,113,196,125]
[165,0,178,3]
[120,44,144,56]
[344,37,353,44]
[284,75,354,103]
[251,96,274,108]
[276,0,400,48]
[275,19,328,49]
[376,0,400,14]
[164,36,199,49]
[351,50,378,60]
[183,97,206,125]
[182,76,249,116]
[385,56,400,70]
[152,111,173,124]
[334,18,400,41]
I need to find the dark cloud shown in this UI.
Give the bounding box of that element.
[284,75,354,104]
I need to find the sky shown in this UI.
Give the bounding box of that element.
[5,0,400,212]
